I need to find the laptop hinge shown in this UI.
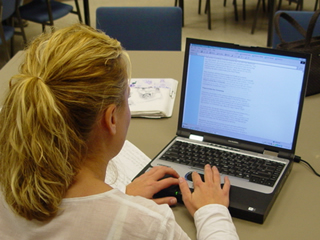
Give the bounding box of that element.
[264,150,295,160]
[189,134,204,142]
[263,150,278,157]
[278,151,295,160]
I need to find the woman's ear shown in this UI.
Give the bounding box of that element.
[102,104,118,136]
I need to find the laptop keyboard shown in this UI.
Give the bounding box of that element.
[160,141,285,187]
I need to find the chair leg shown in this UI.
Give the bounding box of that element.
[224,0,227,7]
[233,0,239,21]
[262,0,266,12]
[315,0,319,10]
[207,0,211,30]
[198,0,202,14]
[15,9,27,44]
[251,0,261,34]
[10,37,14,57]
[205,0,208,14]
[8,18,15,57]
[174,0,178,6]
[177,0,185,27]
[0,27,11,61]
[73,0,83,22]
[296,0,303,10]
[243,0,246,20]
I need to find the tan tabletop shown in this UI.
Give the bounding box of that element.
[1,51,320,240]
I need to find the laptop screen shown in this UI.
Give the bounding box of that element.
[179,38,310,153]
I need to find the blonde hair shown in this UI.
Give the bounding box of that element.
[0,24,130,221]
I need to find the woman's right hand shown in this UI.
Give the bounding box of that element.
[179,164,231,217]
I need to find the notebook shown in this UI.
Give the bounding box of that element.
[136,38,311,223]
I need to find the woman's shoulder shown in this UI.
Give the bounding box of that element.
[62,188,172,217]
[59,188,179,237]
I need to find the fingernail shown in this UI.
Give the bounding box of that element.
[179,177,184,183]
[170,198,177,205]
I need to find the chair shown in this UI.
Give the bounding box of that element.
[19,0,82,32]
[96,7,182,51]
[252,0,304,34]
[0,0,27,61]
[272,10,320,48]
[199,0,246,30]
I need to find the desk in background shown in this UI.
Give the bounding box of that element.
[0,51,319,240]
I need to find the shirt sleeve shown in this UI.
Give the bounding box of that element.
[194,204,239,240]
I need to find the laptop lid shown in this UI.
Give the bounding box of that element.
[177,38,310,159]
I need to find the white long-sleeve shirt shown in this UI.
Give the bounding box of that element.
[0,189,239,240]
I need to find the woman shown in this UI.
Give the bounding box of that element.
[0,24,238,239]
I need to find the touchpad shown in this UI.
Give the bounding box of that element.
[185,171,205,182]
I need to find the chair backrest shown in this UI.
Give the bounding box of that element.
[1,0,17,21]
[273,10,320,48]
[96,7,182,51]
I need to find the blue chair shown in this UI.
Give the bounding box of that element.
[96,7,182,51]
[0,0,27,61]
[272,11,320,48]
[19,0,82,32]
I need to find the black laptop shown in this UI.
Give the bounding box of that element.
[135,38,311,224]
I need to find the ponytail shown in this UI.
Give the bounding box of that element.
[0,74,82,220]
[0,23,129,221]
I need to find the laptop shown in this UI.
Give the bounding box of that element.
[135,38,311,224]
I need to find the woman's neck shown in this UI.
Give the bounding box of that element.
[64,162,112,198]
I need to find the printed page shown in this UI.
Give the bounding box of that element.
[105,140,151,192]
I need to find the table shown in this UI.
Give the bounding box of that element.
[1,51,320,240]
[120,51,320,240]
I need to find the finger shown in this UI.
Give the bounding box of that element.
[146,166,180,179]
[156,177,180,191]
[223,176,231,193]
[191,171,203,187]
[161,167,180,178]
[204,164,213,183]
[212,166,222,185]
[141,166,159,177]
[153,197,177,206]
[179,177,197,217]
[178,177,191,199]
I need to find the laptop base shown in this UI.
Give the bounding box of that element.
[229,160,292,224]
[134,158,292,224]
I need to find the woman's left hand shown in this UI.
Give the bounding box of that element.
[126,166,180,206]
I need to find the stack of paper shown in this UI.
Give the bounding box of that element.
[128,78,178,118]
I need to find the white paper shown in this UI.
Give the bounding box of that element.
[105,140,151,192]
[129,78,178,118]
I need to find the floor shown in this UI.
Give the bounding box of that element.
[0,0,316,69]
